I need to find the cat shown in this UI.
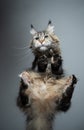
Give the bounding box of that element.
[17,70,77,130]
[30,21,63,76]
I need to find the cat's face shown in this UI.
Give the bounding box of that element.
[31,31,53,51]
[30,21,59,51]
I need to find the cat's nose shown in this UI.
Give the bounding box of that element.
[40,39,45,44]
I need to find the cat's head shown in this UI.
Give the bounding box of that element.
[30,21,59,51]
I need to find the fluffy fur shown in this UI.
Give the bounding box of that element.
[17,70,77,130]
[30,21,63,76]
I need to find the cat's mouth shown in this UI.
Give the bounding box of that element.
[34,43,51,51]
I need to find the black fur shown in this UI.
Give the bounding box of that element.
[32,56,38,70]
[37,55,48,72]
[35,54,64,76]
[31,24,34,28]
[17,80,30,108]
[48,20,52,25]
[51,54,63,75]
[57,75,77,112]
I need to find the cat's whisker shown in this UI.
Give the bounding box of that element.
[13,48,31,57]
[15,50,31,64]
[19,50,31,59]
[12,45,30,50]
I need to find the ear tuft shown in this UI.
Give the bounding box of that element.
[46,25,54,34]
[30,24,37,35]
[31,24,34,28]
[46,20,54,34]
[48,20,52,25]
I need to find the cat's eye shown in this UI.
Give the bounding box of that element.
[45,35,48,38]
[35,37,39,40]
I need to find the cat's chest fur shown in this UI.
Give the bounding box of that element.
[33,45,60,58]
[33,48,52,58]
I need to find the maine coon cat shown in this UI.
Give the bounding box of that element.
[30,21,63,76]
[17,70,77,130]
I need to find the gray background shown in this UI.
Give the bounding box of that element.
[0,0,84,130]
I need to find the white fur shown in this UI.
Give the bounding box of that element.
[40,84,46,91]
[33,42,41,48]
[33,40,52,51]
[30,28,37,35]
[39,40,52,51]
[40,46,47,51]
[46,25,54,34]
[19,72,30,85]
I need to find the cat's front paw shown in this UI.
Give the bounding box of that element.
[37,55,48,72]
[51,54,62,66]
[51,54,63,75]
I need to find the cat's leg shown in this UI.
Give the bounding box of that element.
[37,55,48,72]
[32,56,38,70]
[57,75,77,112]
[17,80,31,109]
[51,54,63,77]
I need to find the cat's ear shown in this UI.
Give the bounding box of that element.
[46,20,54,34]
[19,71,31,85]
[30,24,37,35]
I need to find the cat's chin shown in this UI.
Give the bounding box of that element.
[40,46,47,51]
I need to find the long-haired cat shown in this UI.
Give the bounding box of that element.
[17,70,77,130]
[30,21,63,76]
